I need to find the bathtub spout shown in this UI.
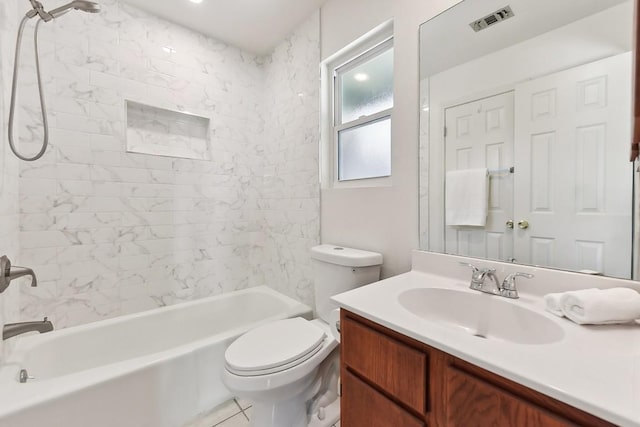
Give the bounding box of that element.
[3,317,53,340]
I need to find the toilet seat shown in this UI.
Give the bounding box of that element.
[225,317,327,376]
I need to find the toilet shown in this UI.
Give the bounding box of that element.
[222,244,383,427]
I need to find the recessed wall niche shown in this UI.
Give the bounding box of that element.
[125,100,211,160]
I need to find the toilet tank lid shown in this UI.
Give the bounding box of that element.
[310,244,383,267]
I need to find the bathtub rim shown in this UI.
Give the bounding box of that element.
[0,286,312,418]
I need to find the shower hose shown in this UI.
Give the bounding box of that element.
[8,15,49,162]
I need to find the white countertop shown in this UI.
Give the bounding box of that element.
[331,251,640,427]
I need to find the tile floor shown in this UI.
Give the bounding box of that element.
[186,398,340,427]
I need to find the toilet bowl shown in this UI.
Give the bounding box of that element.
[222,245,383,427]
[223,319,338,427]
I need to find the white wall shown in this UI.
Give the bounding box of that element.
[319,0,461,278]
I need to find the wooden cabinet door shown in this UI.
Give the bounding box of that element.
[341,370,425,427]
[341,314,427,413]
[445,365,576,427]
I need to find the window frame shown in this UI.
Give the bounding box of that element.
[332,37,394,184]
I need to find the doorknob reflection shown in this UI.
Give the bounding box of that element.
[518,220,529,230]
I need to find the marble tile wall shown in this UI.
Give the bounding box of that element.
[8,0,321,329]
[250,12,321,308]
[126,101,211,161]
[0,0,21,361]
[14,0,266,328]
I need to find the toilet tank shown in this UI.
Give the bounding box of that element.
[310,244,383,322]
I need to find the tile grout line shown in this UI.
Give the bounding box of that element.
[233,398,251,422]
[212,410,244,427]
[210,400,244,427]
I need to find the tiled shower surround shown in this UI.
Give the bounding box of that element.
[0,0,21,360]
[7,0,320,329]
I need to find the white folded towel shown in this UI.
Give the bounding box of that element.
[543,292,566,317]
[558,288,640,325]
[445,168,489,227]
[545,288,603,318]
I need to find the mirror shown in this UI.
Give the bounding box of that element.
[419,0,637,279]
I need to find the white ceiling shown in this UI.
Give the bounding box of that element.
[122,0,327,55]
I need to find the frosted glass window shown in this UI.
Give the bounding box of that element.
[339,47,394,124]
[332,38,393,183]
[338,117,391,181]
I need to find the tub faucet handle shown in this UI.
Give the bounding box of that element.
[0,255,37,294]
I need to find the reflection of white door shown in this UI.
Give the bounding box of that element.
[514,52,633,277]
[444,92,514,260]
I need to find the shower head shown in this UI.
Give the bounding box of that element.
[48,1,101,19]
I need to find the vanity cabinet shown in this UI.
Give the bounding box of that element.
[340,310,616,427]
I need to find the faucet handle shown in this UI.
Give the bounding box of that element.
[501,272,534,299]
[0,256,37,293]
[502,272,534,288]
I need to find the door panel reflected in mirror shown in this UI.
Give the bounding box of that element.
[419,0,636,279]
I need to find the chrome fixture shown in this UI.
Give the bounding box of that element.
[48,0,101,19]
[19,368,34,383]
[3,317,53,340]
[460,262,534,299]
[488,166,515,175]
[460,262,502,295]
[501,272,534,299]
[8,0,100,161]
[0,255,37,294]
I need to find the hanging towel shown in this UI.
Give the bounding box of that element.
[445,168,489,227]
[559,288,640,325]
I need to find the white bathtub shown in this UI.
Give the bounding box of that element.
[0,286,312,427]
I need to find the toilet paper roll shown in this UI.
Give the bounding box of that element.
[329,308,341,343]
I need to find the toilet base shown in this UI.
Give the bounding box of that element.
[248,394,339,427]
[242,350,341,427]
[250,396,308,427]
[308,398,340,427]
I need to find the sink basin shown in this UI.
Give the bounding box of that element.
[398,288,564,345]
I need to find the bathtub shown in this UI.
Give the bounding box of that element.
[0,286,312,427]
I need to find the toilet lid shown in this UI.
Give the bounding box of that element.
[225,317,326,374]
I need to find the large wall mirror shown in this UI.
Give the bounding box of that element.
[419,0,638,279]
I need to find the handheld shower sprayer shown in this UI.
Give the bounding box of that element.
[49,1,102,19]
[8,0,101,161]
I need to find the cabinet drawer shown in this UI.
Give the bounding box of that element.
[342,370,425,427]
[342,315,427,413]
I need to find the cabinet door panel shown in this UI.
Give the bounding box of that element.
[342,370,425,427]
[446,366,575,427]
[342,315,427,413]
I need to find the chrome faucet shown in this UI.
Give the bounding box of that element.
[0,255,37,294]
[501,272,534,299]
[3,317,53,340]
[460,262,534,299]
[460,263,502,295]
